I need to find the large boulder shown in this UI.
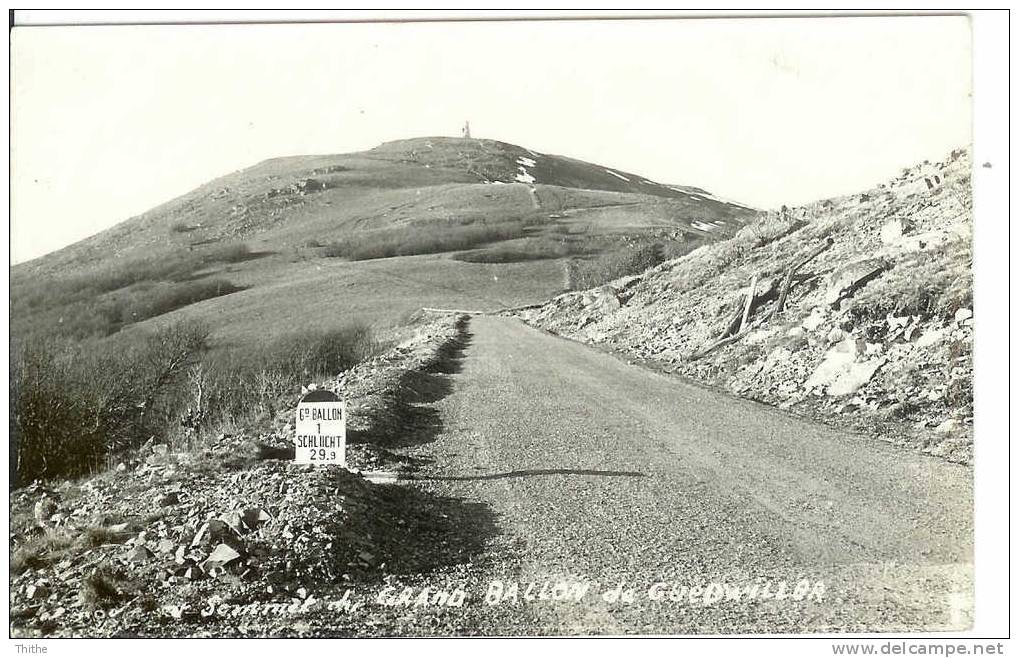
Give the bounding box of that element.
[804,338,885,396]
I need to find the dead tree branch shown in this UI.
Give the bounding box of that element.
[768,237,834,320]
[738,274,757,334]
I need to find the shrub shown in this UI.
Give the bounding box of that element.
[10,320,210,485]
[324,222,530,260]
[80,567,124,609]
[81,526,127,548]
[202,242,252,264]
[454,236,589,263]
[11,530,76,574]
[180,323,383,436]
[117,278,243,325]
[571,242,665,290]
[13,273,242,341]
[11,243,252,315]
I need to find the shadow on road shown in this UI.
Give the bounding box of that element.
[364,317,473,449]
[399,320,473,404]
[409,468,647,481]
[422,315,474,376]
[366,481,499,576]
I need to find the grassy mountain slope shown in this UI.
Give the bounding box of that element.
[18,137,751,274]
[523,148,973,462]
[12,137,755,347]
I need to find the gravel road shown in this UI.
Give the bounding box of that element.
[365,315,973,635]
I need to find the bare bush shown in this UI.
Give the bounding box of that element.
[180,323,383,437]
[571,243,665,290]
[10,320,210,485]
[323,222,530,260]
[454,236,589,263]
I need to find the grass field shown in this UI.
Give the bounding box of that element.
[115,251,567,347]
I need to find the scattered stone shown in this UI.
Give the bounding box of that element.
[192,518,239,548]
[916,327,946,348]
[157,492,180,507]
[827,358,885,397]
[954,308,973,323]
[34,498,58,527]
[26,584,50,600]
[163,604,185,620]
[242,508,272,530]
[935,418,964,434]
[897,230,951,253]
[745,328,778,344]
[125,545,155,563]
[864,342,884,356]
[202,544,242,570]
[156,539,175,554]
[218,511,246,535]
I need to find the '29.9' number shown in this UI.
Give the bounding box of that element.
[309,449,337,461]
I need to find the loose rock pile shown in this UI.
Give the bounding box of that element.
[10,314,466,637]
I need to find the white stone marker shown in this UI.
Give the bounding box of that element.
[295,389,346,466]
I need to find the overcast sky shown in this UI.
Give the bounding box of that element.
[11,15,971,264]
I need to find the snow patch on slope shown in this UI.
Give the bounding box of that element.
[515,156,538,184]
[515,169,536,184]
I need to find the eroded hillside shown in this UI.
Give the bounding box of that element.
[522,149,973,462]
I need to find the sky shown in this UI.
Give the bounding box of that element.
[10,15,972,264]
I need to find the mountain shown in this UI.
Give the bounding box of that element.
[19,137,753,273]
[11,137,756,346]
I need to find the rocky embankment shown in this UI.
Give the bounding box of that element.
[522,150,973,463]
[10,314,467,637]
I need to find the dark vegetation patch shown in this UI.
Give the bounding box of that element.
[10,319,383,487]
[322,221,532,261]
[11,321,211,485]
[189,323,382,432]
[568,240,697,290]
[11,243,256,340]
[11,530,77,574]
[453,235,590,263]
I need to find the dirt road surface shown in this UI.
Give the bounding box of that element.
[363,316,973,635]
